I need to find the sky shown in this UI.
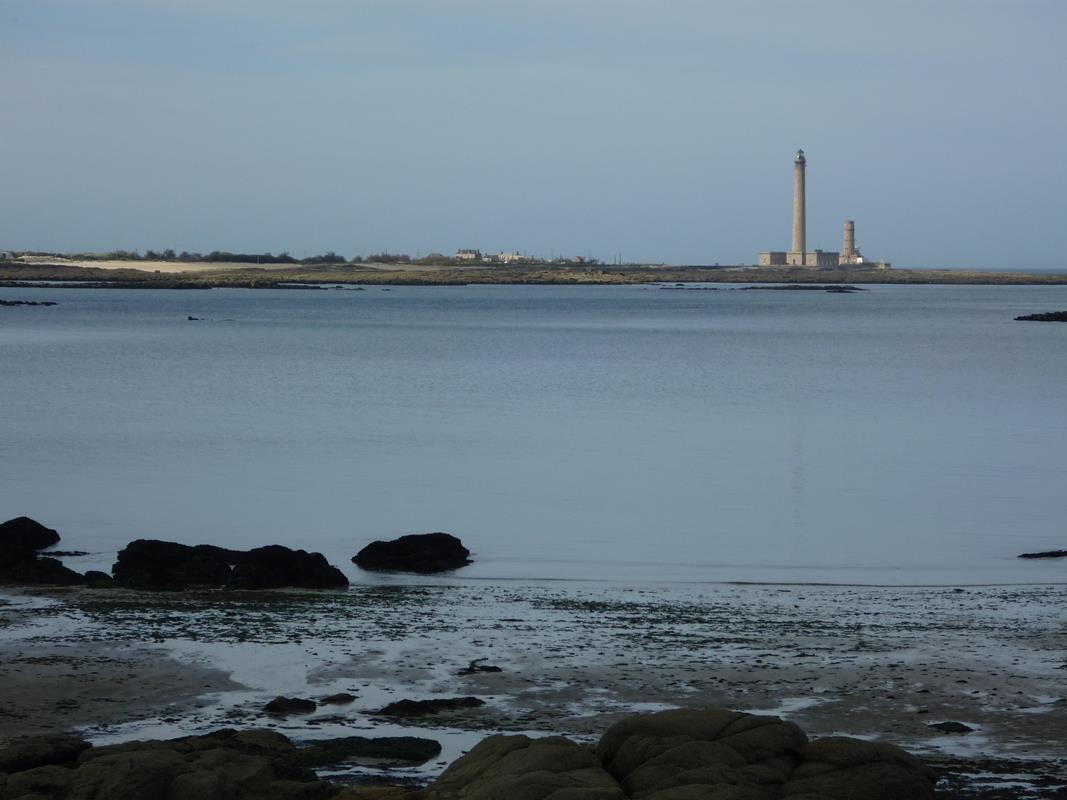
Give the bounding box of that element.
[1,1,1065,268]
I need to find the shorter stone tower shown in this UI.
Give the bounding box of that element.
[842,220,856,260]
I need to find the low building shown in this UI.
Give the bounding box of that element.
[759,250,839,268]
[455,249,482,261]
[497,251,523,264]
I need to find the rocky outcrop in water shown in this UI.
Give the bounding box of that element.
[0,556,84,586]
[352,532,471,573]
[1015,311,1067,322]
[377,697,485,717]
[0,517,60,555]
[229,544,348,590]
[1018,549,1067,559]
[112,539,348,591]
[264,697,317,716]
[1,525,349,589]
[0,517,85,586]
[111,540,238,590]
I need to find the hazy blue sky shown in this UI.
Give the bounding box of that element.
[2,1,1065,267]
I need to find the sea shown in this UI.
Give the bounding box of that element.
[2,282,1066,587]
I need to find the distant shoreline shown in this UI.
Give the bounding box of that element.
[3,259,1067,288]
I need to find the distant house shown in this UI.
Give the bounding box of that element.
[497,251,523,264]
[0,251,13,261]
[455,249,482,261]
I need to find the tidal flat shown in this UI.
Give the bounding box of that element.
[2,582,1065,795]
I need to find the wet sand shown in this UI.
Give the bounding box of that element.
[0,641,240,740]
[2,582,1065,795]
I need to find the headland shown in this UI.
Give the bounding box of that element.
[3,257,1067,289]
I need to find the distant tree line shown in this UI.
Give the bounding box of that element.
[7,249,354,265]
[3,249,599,267]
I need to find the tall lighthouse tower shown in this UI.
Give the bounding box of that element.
[790,149,806,264]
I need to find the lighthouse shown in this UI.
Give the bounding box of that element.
[791,149,806,261]
[759,149,870,269]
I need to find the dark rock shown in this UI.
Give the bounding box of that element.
[112,539,241,590]
[228,545,348,590]
[0,299,58,306]
[70,748,192,799]
[0,728,348,800]
[0,733,91,773]
[353,532,471,574]
[1018,549,1067,559]
[0,516,60,567]
[928,721,974,734]
[264,697,318,716]
[377,697,485,717]
[83,569,116,587]
[596,707,808,797]
[590,709,938,800]
[1016,311,1067,322]
[320,693,357,705]
[71,744,318,800]
[296,736,441,768]
[0,713,942,800]
[782,736,937,800]
[457,658,502,676]
[428,734,622,800]
[113,539,348,591]
[0,556,84,586]
[737,284,865,292]
[2,763,77,796]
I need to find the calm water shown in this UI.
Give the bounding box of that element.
[2,283,1066,585]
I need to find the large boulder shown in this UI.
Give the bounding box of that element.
[427,734,623,800]
[0,715,940,800]
[0,516,60,553]
[64,728,329,799]
[781,736,937,800]
[229,545,348,590]
[111,540,347,591]
[0,516,61,569]
[353,533,471,573]
[0,555,85,586]
[0,733,90,772]
[596,708,807,799]
[112,540,240,590]
[0,517,90,585]
[68,747,194,800]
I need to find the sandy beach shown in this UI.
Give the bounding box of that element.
[2,581,1065,795]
